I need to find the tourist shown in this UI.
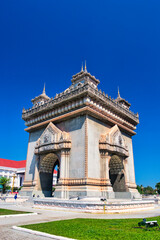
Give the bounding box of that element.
[14,193,17,201]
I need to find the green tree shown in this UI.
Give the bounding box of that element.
[136,185,143,194]
[143,186,155,195]
[155,182,160,194]
[0,177,11,194]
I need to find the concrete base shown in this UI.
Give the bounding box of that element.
[20,185,53,198]
[54,185,141,200]
[21,186,141,200]
[20,182,141,200]
[54,185,103,199]
[114,192,131,199]
[32,190,52,198]
[33,198,155,213]
[20,185,35,197]
[54,185,117,200]
[20,190,33,197]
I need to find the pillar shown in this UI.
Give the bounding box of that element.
[123,158,130,191]
[100,151,114,198]
[33,155,40,191]
[55,149,70,199]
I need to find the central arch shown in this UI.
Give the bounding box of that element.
[109,155,126,192]
[39,153,60,197]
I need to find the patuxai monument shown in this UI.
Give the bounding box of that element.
[21,64,140,200]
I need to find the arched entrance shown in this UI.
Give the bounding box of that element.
[109,155,126,192]
[39,153,60,197]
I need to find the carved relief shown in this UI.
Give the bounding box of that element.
[43,132,52,144]
[99,125,129,157]
[35,122,71,154]
[113,130,125,148]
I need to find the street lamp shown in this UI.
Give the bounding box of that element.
[12,173,16,194]
[141,186,144,195]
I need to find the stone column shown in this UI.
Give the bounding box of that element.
[106,155,112,186]
[100,151,113,198]
[58,149,70,199]
[33,155,40,191]
[59,150,70,180]
[123,158,130,191]
[100,150,107,179]
[60,151,65,180]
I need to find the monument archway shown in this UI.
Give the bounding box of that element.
[99,125,129,195]
[33,122,71,198]
[22,68,140,200]
[109,155,126,192]
[39,153,60,197]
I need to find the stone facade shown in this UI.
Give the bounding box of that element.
[21,65,140,199]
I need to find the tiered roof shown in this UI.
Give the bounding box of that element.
[22,64,139,135]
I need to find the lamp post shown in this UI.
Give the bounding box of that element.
[141,186,144,195]
[12,173,16,194]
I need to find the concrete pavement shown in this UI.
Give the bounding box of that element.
[0,201,160,239]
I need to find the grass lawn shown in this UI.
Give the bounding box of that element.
[0,208,30,215]
[21,217,160,240]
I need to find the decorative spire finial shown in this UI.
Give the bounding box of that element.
[84,60,87,72]
[81,62,84,72]
[43,83,46,94]
[118,87,120,98]
[22,107,25,113]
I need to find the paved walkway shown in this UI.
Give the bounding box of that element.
[0,201,160,239]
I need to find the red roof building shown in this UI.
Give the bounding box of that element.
[0,159,26,169]
[0,159,58,189]
[0,159,26,189]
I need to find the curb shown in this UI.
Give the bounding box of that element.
[12,226,76,240]
[0,212,37,218]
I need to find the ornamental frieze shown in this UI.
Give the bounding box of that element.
[35,122,71,154]
[99,125,129,157]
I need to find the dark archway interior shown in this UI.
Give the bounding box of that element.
[109,155,126,192]
[39,153,60,197]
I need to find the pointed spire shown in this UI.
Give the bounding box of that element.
[81,62,84,72]
[43,83,46,94]
[118,87,120,98]
[22,107,25,113]
[84,60,87,72]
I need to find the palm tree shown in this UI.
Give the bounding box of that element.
[0,177,11,194]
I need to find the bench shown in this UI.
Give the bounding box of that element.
[138,219,160,229]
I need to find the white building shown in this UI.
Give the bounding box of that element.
[0,158,26,190]
[0,158,58,191]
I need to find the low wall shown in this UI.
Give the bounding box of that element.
[34,198,155,213]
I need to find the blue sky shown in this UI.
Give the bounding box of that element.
[0,0,160,187]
